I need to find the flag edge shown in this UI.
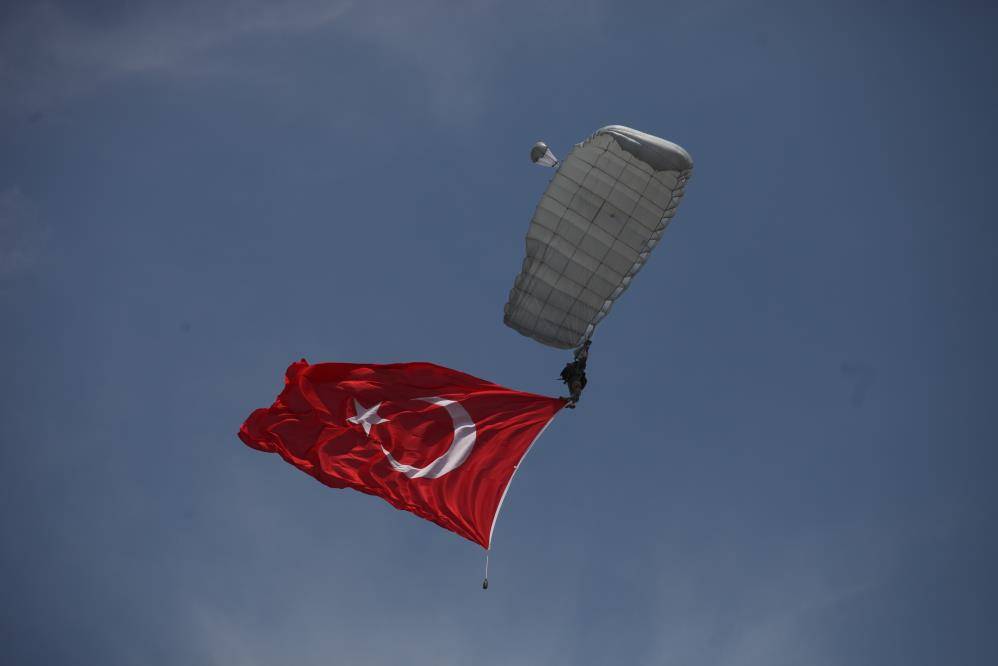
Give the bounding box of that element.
[485,408,563,550]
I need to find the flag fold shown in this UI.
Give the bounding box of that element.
[239,360,565,548]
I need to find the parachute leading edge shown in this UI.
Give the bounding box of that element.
[504,125,693,349]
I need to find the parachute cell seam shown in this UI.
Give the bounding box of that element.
[533,140,605,344]
[535,146,597,331]
[548,135,632,337]
[504,130,692,349]
[582,139,671,331]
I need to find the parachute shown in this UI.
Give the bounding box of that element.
[504,126,693,349]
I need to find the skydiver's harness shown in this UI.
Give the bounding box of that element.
[560,340,591,408]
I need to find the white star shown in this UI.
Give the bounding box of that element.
[347,399,390,436]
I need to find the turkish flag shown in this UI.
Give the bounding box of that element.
[239,360,565,548]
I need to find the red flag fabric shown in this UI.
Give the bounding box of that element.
[239,360,565,548]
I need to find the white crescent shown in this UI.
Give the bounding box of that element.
[380,397,477,479]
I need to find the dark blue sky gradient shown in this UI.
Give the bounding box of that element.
[2,1,996,664]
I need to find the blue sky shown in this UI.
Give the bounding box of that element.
[1,1,996,664]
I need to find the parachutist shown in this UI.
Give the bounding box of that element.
[482,578,489,590]
[560,340,591,408]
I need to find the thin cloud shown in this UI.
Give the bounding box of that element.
[840,360,877,407]
[0,187,49,280]
[341,0,609,123]
[0,0,611,122]
[645,522,895,666]
[0,1,353,114]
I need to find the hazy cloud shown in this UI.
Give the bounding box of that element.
[0,0,610,121]
[840,360,877,407]
[340,0,609,122]
[0,1,352,114]
[0,187,49,279]
[646,521,894,666]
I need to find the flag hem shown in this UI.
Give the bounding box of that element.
[486,410,562,550]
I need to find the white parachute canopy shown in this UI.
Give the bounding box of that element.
[504,125,693,349]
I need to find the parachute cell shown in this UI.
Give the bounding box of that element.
[503,125,693,349]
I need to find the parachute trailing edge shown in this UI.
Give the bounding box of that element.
[504,125,693,349]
